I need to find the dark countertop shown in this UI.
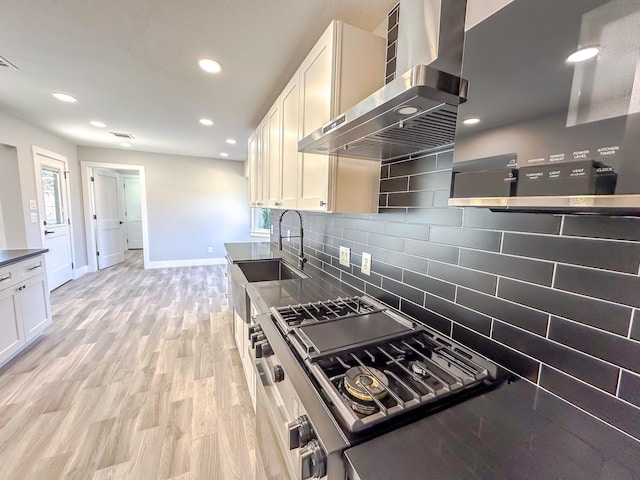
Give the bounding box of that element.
[345,379,640,480]
[224,241,275,263]
[225,242,640,480]
[0,249,48,268]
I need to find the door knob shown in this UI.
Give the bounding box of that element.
[44,230,55,235]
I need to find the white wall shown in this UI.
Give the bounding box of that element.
[0,111,86,267]
[0,145,25,248]
[78,146,252,262]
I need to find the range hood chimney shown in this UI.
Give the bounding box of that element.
[298,0,468,161]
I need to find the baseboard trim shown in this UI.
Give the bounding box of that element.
[147,258,227,269]
[74,265,89,278]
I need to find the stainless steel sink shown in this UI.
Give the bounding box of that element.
[236,259,309,282]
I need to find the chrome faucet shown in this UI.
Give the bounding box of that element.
[278,210,307,270]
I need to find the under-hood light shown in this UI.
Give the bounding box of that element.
[566,46,600,63]
[463,117,480,125]
[395,106,420,115]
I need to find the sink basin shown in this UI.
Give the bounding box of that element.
[236,259,309,282]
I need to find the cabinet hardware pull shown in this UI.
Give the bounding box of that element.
[0,275,11,282]
[319,200,326,207]
[44,230,55,235]
[27,264,42,271]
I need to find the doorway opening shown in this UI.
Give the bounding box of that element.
[81,161,149,272]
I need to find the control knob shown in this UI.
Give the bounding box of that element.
[299,439,326,479]
[272,364,284,383]
[255,340,272,358]
[248,324,262,340]
[287,415,313,450]
[250,332,265,348]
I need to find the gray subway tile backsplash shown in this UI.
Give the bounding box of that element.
[272,148,640,440]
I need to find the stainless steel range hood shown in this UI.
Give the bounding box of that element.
[298,0,468,161]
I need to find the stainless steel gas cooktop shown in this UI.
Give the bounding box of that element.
[271,296,500,433]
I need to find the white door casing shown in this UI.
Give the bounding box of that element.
[33,147,74,290]
[122,174,143,249]
[92,168,124,269]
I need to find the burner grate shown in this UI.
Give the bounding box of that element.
[310,331,493,432]
[274,296,383,330]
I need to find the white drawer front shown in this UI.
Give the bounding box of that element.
[0,264,18,291]
[17,256,46,282]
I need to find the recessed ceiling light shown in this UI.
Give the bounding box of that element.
[463,117,481,125]
[89,121,106,128]
[199,118,214,126]
[225,138,236,145]
[120,142,131,147]
[566,46,600,63]
[395,106,420,115]
[52,92,77,103]
[198,58,222,74]
[220,152,228,157]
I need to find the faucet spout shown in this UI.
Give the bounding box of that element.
[278,209,307,270]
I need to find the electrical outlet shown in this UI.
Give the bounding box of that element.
[208,246,213,253]
[339,246,350,267]
[30,212,38,223]
[361,252,372,276]
[29,200,37,211]
[287,229,291,242]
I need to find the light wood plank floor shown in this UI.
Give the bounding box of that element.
[0,251,255,479]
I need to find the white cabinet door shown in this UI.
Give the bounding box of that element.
[248,133,259,207]
[18,274,51,343]
[0,286,24,365]
[280,73,300,210]
[259,121,269,207]
[298,22,335,211]
[266,103,282,208]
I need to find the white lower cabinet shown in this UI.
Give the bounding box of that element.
[0,254,51,367]
[0,286,24,366]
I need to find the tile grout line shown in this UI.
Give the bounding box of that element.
[616,369,623,397]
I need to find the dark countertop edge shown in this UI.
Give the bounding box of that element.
[0,249,49,268]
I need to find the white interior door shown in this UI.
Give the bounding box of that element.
[122,174,143,249]
[34,150,74,290]
[93,169,124,269]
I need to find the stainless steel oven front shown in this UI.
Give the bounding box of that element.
[253,323,327,480]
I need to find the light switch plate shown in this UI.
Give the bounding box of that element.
[30,212,38,223]
[361,252,372,276]
[339,246,350,267]
[29,200,37,211]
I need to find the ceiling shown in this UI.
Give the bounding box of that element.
[0,0,397,161]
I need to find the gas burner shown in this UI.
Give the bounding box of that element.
[344,366,389,402]
[339,379,381,416]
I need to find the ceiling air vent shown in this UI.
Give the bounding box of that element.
[0,55,18,70]
[110,132,135,139]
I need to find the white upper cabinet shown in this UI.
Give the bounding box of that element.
[249,20,385,213]
[266,102,282,208]
[279,73,300,210]
[248,133,259,207]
